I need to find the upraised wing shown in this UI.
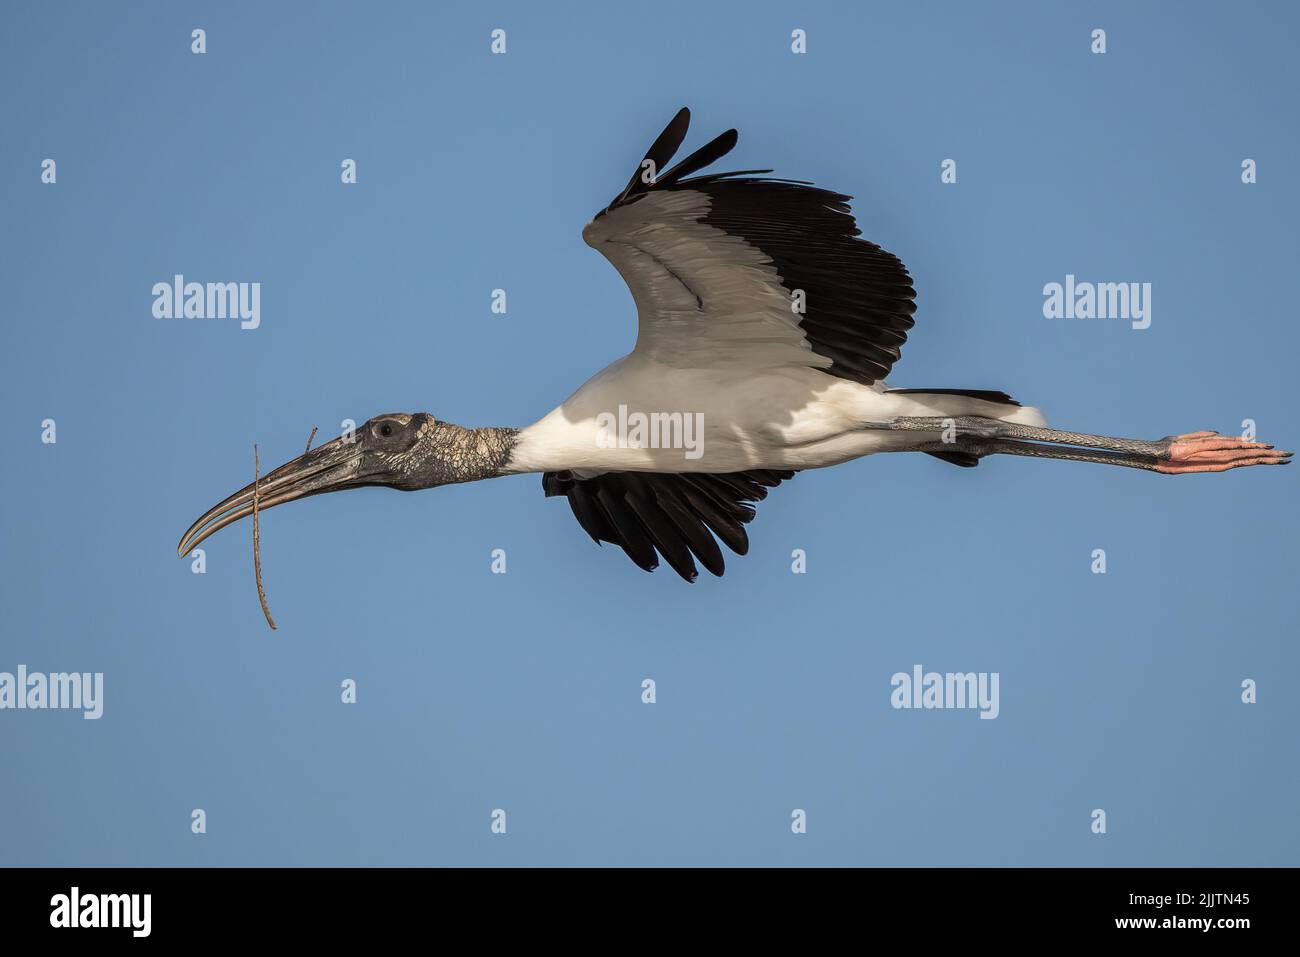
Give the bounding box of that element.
[582,106,918,385]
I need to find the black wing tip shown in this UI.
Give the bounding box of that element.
[608,110,750,209]
[633,553,702,583]
[544,470,794,581]
[611,106,692,207]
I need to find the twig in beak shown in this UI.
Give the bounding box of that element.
[252,442,277,632]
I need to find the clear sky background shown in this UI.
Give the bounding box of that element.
[1,1,1296,866]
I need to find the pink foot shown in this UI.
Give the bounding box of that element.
[1155,431,1293,474]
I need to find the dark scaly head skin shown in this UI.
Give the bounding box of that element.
[176,413,517,556]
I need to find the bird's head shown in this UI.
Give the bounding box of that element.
[176,413,515,556]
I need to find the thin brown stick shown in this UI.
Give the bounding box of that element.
[305,426,318,454]
[252,443,277,631]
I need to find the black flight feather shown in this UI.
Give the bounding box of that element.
[655,129,739,188]
[542,470,794,580]
[612,107,691,207]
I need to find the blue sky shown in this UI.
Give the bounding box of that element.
[1,0,1296,866]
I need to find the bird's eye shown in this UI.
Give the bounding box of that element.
[379,423,394,438]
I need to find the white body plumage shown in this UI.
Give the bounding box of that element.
[509,358,1045,476]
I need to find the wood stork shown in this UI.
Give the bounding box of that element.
[178,108,1290,581]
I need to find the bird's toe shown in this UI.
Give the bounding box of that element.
[1155,433,1292,473]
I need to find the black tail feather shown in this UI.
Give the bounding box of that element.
[924,450,982,468]
[887,388,1021,407]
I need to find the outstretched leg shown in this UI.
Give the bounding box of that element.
[892,417,1292,473]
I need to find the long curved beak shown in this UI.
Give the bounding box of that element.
[177,434,363,557]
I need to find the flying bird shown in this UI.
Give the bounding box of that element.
[178,108,1290,581]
